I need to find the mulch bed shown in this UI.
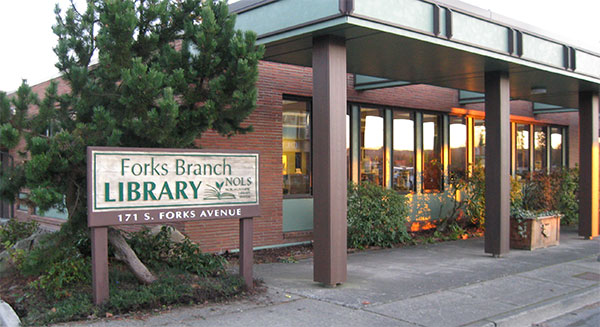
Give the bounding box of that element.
[224,226,484,266]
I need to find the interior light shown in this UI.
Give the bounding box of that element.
[531,87,547,95]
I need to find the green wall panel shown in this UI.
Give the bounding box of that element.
[452,12,509,53]
[283,198,314,232]
[354,0,435,33]
[576,50,600,78]
[522,34,564,68]
[235,0,339,36]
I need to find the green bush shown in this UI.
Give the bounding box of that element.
[347,182,411,249]
[522,172,555,211]
[126,226,226,277]
[463,164,486,229]
[18,230,91,300]
[552,168,579,225]
[0,219,39,250]
[513,169,579,225]
[28,252,91,299]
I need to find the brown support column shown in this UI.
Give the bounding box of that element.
[91,227,109,305]
[578,91,599,238]
[312,35,347,285]
[239,217,254,289]
[466,117,474,176]
[484,71,511,256]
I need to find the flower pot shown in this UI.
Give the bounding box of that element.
[510,215,561,250]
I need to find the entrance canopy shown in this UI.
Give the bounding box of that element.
[232,0,600,109]
[232,0,599,286]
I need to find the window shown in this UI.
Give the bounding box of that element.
[423,113,442,191]
[449,116,466,178]
[550,127,564,170]
[473,119,486,166]
[346,112,351,180]
[17,193,29,212]
[392,111,414,192]
[534,125,547,172]
[360,107,384,185]
[515,123,530,176]
[282,99,311,196]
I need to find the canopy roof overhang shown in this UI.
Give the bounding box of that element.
[232,0,600,110]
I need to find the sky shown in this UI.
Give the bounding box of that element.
[0,0,598,93]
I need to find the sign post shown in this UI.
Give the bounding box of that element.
[87,147,260,305]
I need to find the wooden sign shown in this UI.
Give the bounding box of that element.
[87,147,260,304]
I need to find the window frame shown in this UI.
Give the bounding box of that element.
[282,95,313,199]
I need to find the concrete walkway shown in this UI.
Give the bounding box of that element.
[59,227,599,327]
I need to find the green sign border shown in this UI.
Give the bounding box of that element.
[92,152,259,211]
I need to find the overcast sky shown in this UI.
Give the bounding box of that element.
[0,0,598,93]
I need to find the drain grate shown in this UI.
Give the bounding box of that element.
[572,272,600,281]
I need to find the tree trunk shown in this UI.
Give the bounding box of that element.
[107,227,157,284]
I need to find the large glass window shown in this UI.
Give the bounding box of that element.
[360,107,384,185]
[550,127,563,171]
[474,119,486,166]
[282,99,311,196]
[423,114,442,191]
[392,111,414,192]
[346,113,350,180]
[534,125,547,172]
[449,116,466,178]
[515,123,530,176]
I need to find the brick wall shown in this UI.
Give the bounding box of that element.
[187,62,460,252]
[7,60,583,253]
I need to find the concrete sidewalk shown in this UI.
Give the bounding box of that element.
[60,227,599,327]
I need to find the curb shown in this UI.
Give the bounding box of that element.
[465,285,600,327]
[0,299,20,327]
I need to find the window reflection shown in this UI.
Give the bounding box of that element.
[346,113,350,180]
[423,114,442,191]
[516,124,530,176]
[392,111,414,192]
[550,127,563,171]
[360,108,384,185]
[282,99,311,195]
[449,116,466,178]
[534,125,547,172]
[474,119,486,166]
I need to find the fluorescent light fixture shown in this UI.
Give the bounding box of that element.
[531,87,547,95]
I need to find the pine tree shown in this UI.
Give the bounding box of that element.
[0,0,263,282]
[0,0,263,231]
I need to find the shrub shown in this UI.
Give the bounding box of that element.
[552,168,579,225]
[513,169,578,225]
[18,230,92,300]
[347,182,411,249]
[522,172,555,211]
[126,226,226,277]
[0,219,38,250]
[28,251,91,299]
[463,164,486,229]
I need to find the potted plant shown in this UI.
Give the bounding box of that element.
[510,207,561,250]
[509,173,561,250]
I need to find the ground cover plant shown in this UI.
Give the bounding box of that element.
[0,224,250,326]
[0,219,38,251]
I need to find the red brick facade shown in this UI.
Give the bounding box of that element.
[7,60,576,253]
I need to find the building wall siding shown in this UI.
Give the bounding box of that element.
[8,61,579,252]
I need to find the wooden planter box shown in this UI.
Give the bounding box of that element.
[510,215,561,250]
